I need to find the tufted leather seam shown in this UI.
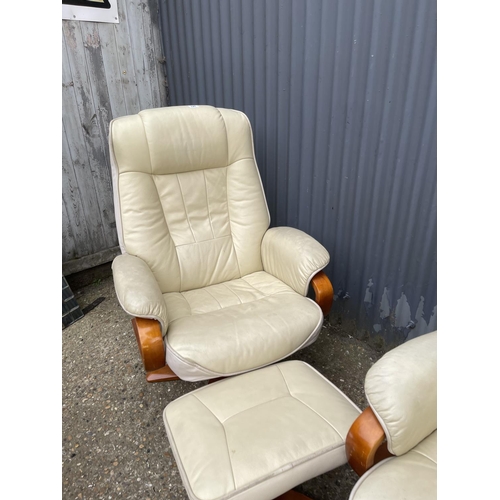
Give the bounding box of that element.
[174,234,232,248]
[220,394,291,424]
[239,276,275,297]
[217,107,230,168]
[177,292,193,317]
[203,170,216,239]
[411,447,437,465]
[276,365,344,441]
[219,109,243,279]
[169,289,298,321]
[225,193,243,278]
[137,113,153,174]
[164,401,346,500]
[237,110,271,226]
[202,287,224,310]
[191,394,237,489]
[149,174,183,293]
[220,282,244,304]
[176,174,197,243]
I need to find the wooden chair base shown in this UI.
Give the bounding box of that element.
[275,490,312,500]
[145,365,180,383]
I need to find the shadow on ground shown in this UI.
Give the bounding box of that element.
[62,274,387,500]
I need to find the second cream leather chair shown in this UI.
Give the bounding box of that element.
[346,331,437,500]
[109,105,333,382]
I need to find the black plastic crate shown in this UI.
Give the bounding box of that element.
[62,276,84,328]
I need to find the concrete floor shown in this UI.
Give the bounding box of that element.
[62,274,386,500]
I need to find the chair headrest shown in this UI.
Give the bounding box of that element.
[110,105,252,176]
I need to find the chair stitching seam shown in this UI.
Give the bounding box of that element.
[240,276,279,297]
[276,365,344,441]
[203,170,216,239]
[149,173,182,293]
[259,314,283,339]
[220,282,244,304]
[411,448,437,464]
[294,360,362,413]
[137,113,153,174]
[176,174,197,243]
[212,442,345,500]
[230,233,243,278]
[217,112,243,279]
[137,114,183,292]
[174,234,232,248]
[220,394,291,424]
[203,288,224,310]
[191,394,237,489]
[225,166,243,277]
[217,108,230,168]
[170,289,297,320]
[176,292,193,317]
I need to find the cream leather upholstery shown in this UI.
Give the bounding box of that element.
[163,361,361,500]
[164,271,323,379]
[109,105,330,381]
[350,331,437,500]
[365,330,437,456]
[110,106,270,293]
[349,431,437,500]
[112,253,169,334]
[261,227,330,295]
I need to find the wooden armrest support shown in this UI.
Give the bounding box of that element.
[275,490,312,500]
[145,365,180,383]
[132,317,166,372]
[345,407,393,476]
[311,271,334,316]
[132,318,179,382]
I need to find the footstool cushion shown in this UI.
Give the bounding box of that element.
[163,360,361,500]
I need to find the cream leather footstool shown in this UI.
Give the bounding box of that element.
[163,360,361,500]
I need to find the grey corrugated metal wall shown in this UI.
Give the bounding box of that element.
[62,0,168,275]
[159,0,437,344]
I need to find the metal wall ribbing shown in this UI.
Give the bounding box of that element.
[159,0,437,343]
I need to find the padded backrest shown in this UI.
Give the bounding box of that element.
[109,106,270,293]
[364,331,437,456]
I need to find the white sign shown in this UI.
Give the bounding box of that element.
[62,0,119,24]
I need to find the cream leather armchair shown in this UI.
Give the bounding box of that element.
[109,105,333,382]
[346,331,437,500]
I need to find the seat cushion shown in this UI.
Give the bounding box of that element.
[349,431,437,500]
[164,361,361,500]
[164,271,323,381]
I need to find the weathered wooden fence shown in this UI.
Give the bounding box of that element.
[62,0,167,275]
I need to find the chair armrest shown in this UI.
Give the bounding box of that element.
[261,227,330,296]
[364,331,437,456]
[112,254,169,335]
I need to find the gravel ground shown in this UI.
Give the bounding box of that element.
[62,274,387,500]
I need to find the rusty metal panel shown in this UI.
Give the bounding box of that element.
[62,0,168,270]
[159,0,437,342]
